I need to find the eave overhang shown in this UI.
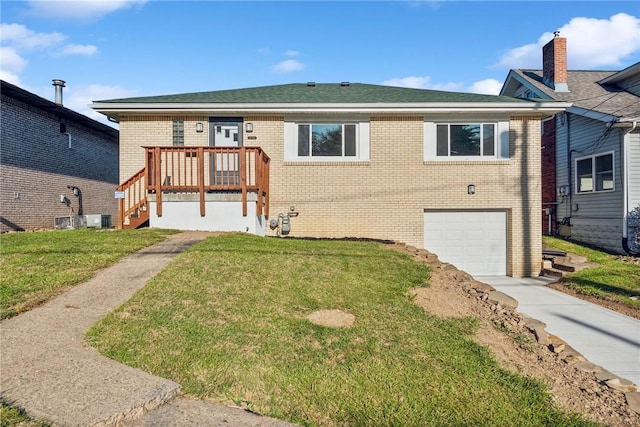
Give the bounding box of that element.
[567,106,620,123]
[91,101,571,120]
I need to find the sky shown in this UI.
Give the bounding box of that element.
[1,0,639,127]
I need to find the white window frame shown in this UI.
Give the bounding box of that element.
[424,121,510,161]
[575,151,615,194]
[284,119,370,162]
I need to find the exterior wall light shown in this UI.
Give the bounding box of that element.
[245,122,253,132]
[195,122,204,132]
[468,184,476,195]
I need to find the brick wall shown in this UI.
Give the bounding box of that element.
[119,114,542,277]
[0,94,119,231]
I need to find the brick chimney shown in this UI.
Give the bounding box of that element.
[542,32,568,92]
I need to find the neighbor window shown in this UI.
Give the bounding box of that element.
[576,152,614,193]
[172,119,184,146]
[297,123,357,157]
[436,123,496,157]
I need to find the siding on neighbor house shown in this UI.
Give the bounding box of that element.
[555,113,625,253]
[0,93,119,232]
[615,73,640,95]
[119,114,542,277]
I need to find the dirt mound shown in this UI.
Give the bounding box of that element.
[394,243,640,427]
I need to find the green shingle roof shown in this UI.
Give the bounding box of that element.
[98,83,531,104]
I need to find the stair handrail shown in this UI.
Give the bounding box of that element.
[116,167,147,229]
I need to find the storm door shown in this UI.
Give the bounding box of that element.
[209,118,242,187]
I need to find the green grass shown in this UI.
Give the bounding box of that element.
[543,236,640,312]
[88,234,596,426]
[0,399,50,427]
[0,228,176,319]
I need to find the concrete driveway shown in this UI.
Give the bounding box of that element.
[476,276,640,387]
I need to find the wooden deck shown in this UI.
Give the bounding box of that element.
[117,147,270,229]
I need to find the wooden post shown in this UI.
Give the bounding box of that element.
[118,195,124,229]
[154,147,163,217]
[240,147,247,217]
[198,146,205,216]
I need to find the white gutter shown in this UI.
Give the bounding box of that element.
[622,120,638,253]
[90,102,571,117]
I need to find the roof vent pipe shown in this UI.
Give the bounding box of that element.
[52,79,66,105]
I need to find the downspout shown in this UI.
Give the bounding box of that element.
[622,121,638,255]
[566,113,572,221]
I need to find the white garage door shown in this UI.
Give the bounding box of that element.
[424,210,507,276]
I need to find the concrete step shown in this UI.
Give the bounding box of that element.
[555,254,588,264]
[553,262,577,272]
[542,267,568,278]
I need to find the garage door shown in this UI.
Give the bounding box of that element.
[424,210,507,276]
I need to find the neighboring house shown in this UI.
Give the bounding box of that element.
[501,34,640,255]
[1,80,119,232]
[91,83,567,277]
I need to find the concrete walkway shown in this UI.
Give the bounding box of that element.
[1,231,294,427]
[477,276,640,387]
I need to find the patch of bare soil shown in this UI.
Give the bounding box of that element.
[307,309,355,328]
[394,243,640,427]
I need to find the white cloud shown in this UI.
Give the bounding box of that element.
[383,75,503,95]
[467,78,503,95]
[66,84,139,126]
[0,69,22,86]
[0,23,99,84]
[382,75,463,92]
[59,44,98,56]
[272,59,304,73]
[496,13,640,69]
[26,0,147,22]
[0,23,66,50]
[0,46,28,73]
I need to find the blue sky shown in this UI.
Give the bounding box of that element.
[2,0,639,126]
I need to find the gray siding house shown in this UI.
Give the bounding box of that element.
[1,80,119,232]
[501,35,640,255]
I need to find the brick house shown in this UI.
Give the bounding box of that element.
[1,80,119,232]
[91,83,567,277]
[501,35,640,255]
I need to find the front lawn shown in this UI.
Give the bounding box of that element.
[0,228,176,319]
[88,234,594,426]
[543,236,640,314]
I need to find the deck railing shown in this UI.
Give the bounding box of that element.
[117,146,270,229]
[145,146,270,218]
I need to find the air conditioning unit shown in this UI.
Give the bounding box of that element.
[54,215,86,230]
[85,214,111,229]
